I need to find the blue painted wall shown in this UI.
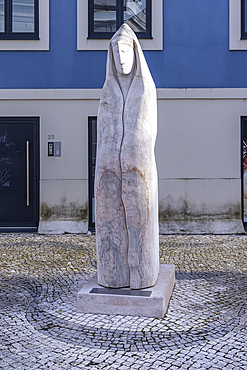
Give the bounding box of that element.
[0,0,247,89]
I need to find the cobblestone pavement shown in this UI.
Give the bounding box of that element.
[0,234,247,369]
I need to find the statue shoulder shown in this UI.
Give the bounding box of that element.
[100,77,122,104]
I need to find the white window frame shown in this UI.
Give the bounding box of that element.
[229,0,247,50]
[0,0,49,51]
[77,0,163,51]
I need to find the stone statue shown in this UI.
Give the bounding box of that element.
[95,24,159,290]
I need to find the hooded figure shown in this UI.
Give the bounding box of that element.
[95,24,159,290]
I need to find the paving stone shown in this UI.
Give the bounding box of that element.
[1,234,247,369]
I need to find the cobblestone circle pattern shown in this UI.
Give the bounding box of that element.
[0,234,247,369]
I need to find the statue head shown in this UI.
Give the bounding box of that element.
[111,24,135,75]
[106,23,154,94]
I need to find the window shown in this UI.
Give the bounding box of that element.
[77,0,162,50]
[230,0,247,50]
[88,0,151,39]
[88,117,97,231]
[242,0,247,38]
[0,0,39,40]
[0,0,48,50]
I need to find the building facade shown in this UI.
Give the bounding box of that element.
[0,0,247,234]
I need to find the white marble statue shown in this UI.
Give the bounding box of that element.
[95,24,159,290]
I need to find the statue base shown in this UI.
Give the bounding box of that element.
[77,264,175,318]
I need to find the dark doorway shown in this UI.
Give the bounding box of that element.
[88,117,97,231]
[0,117,39,232]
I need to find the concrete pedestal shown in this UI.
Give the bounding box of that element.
[77,264,175,318]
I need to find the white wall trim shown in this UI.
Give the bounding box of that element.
[157,88,247,99]
[0,0,49,51]
[229,0,247,50]
[0,89,102,100]
[77,0,163,51]
[2,88,247,100]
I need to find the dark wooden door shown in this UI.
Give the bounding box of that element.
[0,117,39,232]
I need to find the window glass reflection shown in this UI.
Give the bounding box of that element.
[245,0,247,33]
[94,0,117,33]
[124,0,146,33]
[0,0,4,33]
[12,0,35,33]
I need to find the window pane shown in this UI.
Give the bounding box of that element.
[12,0,35,33]
[124,0,147,33]
[94,0,116,33]
[0,0,4,33]
[245,0,247,33]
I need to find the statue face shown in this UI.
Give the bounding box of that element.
[112,42,134,75]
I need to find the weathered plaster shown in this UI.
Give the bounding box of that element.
[159,198,241,221]
[40,197,88,222]
[158,198,244,234]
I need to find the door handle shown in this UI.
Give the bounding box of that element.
[26,141,30,206]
